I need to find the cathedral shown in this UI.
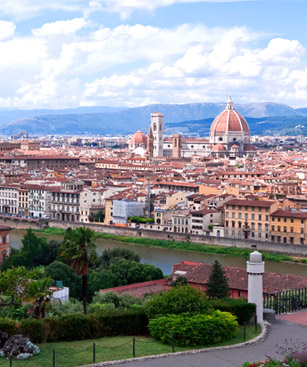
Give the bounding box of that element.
[129,97,255,159]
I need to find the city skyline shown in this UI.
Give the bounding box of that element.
[0,0,307,109]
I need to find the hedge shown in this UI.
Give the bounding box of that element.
[149,310,238,346]
[210,298,256,324]
[0,308,149,343]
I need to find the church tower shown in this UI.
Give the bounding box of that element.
[172,134,181,159]
[147,126,154,158]
[150,112,164,157]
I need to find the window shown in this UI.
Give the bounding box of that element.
[252,214,255,220]
[284,218,287,223]
[277,226,281,232]
[271,235,275,241]
[290,227,294,233]
[238,213,242,219]
[301,219,304,224]
[283,226,287,233]
[232,212,235,218]
[245,213,248,220]
[266,215,269,221]
[272,217,275,222]
[232,221,235,228]
[258,215,262,220]
[278,218,281,222]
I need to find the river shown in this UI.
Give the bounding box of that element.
[10,229,307,277]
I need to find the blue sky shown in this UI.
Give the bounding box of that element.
[0,0,307,109]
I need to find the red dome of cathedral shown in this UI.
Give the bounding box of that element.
[129,131,147,145]
[210,97,250,135]
[212,143,226,152]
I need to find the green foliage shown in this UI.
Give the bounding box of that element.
[210,298,256,325]
[92,292,141,309]
[97,248,140,268]
[45,261,82,300]
[206,260,230,299]
[149,310,238,346]
[87,302,116,314]
[4,308,149,343]
[170,276,188,287]
[92,292,121,307]
[61,227,98,314]
[1,229,59,270]
[89,210,105,223]
[48,299,83,316]
[145,286,208,319]
[0,266,41,305]
[128,216,154,223]
[0,318,17,336]
[87,269,114,301]
[109,259,163,287]
[19,318,45,343]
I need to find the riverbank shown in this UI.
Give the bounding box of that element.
[35,227,307,264]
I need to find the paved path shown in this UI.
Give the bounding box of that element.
[103,319,307,367]
[277,309,307,326]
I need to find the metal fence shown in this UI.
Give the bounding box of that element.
[263,288,307,314]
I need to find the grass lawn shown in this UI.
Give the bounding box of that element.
[5,324,261,367]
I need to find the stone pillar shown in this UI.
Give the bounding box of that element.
[247,251,265,323]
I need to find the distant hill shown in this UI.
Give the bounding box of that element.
[0,102,305,136]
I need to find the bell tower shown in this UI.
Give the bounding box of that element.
[150,112,164,157]
[172,134,181,158]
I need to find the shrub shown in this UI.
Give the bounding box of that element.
[149,310,238,346]
[87,303,115,314]
[0,318,17,336]
[92,292,120,307]
[18,319,45,343]
[210,298,256,324]
[0,308,149,342]
[145,286,209,319]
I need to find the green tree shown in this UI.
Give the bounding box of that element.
[25,277,53,319]
[97,248,140,269]
[206,260,230,299]
[1,230,59,270]
[60,227,98,314]
[45,261,82,299]
[109,259,163,287]
[145,285,208,319]
[87,269,114,301]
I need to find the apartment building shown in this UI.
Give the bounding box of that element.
[0,185,19,215]
[26,185,51,218]
[18,188,29,216]
[80,188,104,223]
[190,209,221,235]
[270,209,307,245]
[50,180,83,222]
[224,199,278,240]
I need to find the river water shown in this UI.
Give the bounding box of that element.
[10,229,307,277]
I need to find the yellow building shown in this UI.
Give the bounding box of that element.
[224,199,278,241]
[270,209,307,245]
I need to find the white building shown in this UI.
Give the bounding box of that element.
[113,199,145,224]
[0,184,19,215]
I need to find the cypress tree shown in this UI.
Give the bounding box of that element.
[206,260,230,299]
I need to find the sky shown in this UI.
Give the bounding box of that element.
[0,0,307,109]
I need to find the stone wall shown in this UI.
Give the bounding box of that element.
[49,220,307,257]
[0,216,45,230]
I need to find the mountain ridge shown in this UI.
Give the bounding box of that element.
[0,102,305,136]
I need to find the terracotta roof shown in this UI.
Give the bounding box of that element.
[173,261,307,294]
[271,209,307,219]
[225,199,275,208]
[99,279,170,298]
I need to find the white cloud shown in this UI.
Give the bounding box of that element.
[0,18,306,109]
[32,18,88,36]
[0,21,15,41]
[0,0,83,19]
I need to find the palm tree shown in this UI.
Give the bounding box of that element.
[26,277,53,319]
[61,227,98,314]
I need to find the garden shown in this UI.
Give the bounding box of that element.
[0,227,263,365]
